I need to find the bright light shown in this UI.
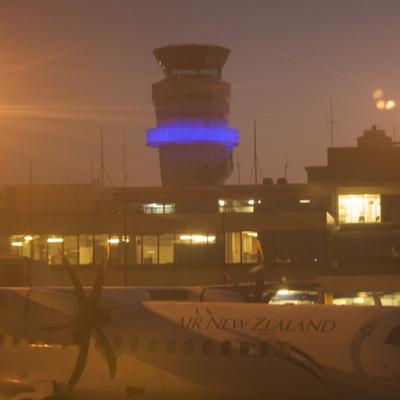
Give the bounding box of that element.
[277,289,290,296]
[243,231,258,237]
[47,237,63,243]
[248,199,255,205]
[376,100,386,110]
[218,199,225,207]
[179,234,216,244]
[108,238,120,245]
[372,89,383,99]
[24,235,33,241]
[386,100,396,110]
[299,199,311,204]
[11,241,23,247]
[146,126,240,148]
[148,203,163,208]
[338,194,381,224]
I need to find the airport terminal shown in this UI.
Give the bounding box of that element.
[2,45,400,291]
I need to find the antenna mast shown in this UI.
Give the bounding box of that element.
[254,121,258,184]
[326,97,338,147]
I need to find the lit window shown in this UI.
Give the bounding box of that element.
[143,235,158,264]
[143,203,175,215]
[47,235,63,265]
[241,231,260,263]
[218,199,257,213]
[225,231,260,264]
[10,235,32,258]
[338,194,381,224]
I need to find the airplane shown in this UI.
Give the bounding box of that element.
[0,258,399,400]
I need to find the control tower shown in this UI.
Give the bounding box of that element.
[146,44,239,186]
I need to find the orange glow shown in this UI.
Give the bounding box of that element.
[372,89,383,99]
[376,100,386,110]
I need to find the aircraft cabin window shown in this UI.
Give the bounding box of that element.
[202,339,213,355]
[184,339,195,354]
[385,326,400,346]
[166,338,177,354]
[240,341,250,356]
[221,341,231,356]
[130,338,139,353]
[148,338,158,353]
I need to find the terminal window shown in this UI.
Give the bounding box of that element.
[225,231,260,264]
[338,194,381,224]
[218,199,256,213]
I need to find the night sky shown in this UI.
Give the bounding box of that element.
[0,0,399,186]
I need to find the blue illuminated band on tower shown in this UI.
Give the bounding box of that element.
[146,126,240,148]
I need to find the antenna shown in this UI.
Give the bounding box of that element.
[254,121,258,185]
[284,157,288,180]
[123,114,128,187]
[100,125,104,185]
[326,97,338,147]
[249,121,263,184]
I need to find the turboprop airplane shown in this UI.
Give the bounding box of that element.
[0,258,399,400]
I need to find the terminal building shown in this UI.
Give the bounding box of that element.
[1,45,400,289]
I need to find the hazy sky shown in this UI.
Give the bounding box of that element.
[0,0,399,186]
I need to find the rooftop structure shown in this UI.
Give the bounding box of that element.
[306,125,400,184]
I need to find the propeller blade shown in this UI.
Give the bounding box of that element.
[89,245,110,306]
[94,327,117,379]
[62,256,88,308]
[68,330,91,389]
[39,320,77,331]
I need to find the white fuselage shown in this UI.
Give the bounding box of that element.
[1,290,400,399]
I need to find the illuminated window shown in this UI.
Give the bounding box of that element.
[218,199,257,213]
[47,235,63,265]
[108,235,124,265]
[32,235,47,262]
[80,234,94,265]
[225,231,260,264]
[143,235,158,264]
[143,203,175,214]
[225,232,241,263]
[64,235,78,265]
[159,234,174,264]
[241,231,259,263]
[176,233,216,265]
[338,194,381,224]
[10,235,32,258]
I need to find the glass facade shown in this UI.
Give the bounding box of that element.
[9,231,253,267]
[338,194,381,224]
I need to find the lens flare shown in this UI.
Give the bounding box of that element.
[386,100,396,110]
[376,100,386,110]
[373,89,383,99]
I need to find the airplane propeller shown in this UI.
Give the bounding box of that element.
[41,248,116,392]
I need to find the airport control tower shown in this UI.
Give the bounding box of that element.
[146,44,239,186]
